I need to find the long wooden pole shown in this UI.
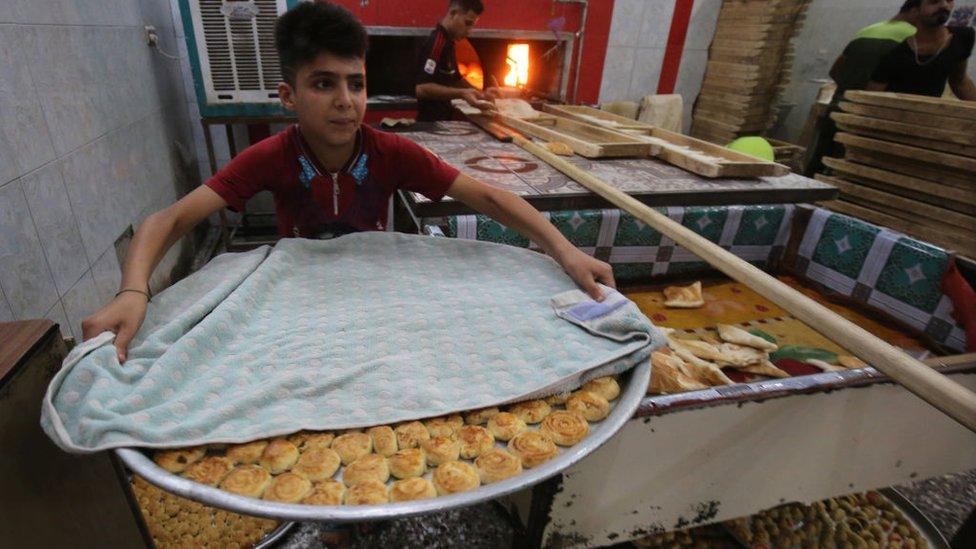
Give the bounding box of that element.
[513,136,976,433]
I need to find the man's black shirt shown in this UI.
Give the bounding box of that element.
[415,24,463,121]
[872,26,975,97]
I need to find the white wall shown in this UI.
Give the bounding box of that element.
[0,1,198,338]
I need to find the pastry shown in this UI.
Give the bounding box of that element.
[344,480,389,505]
[808,359,846,372]
[388,448,427,479]
[302,479,345,505]
[507,399,551,424]
[432,461,480,496]
[487,412,528,441]
[475,448,523,484]
[663,281,705,308]
[649,350,709,394]
[219,464,272,498]
[154,446,206,473]
[566,391,610,422]
[715,343,766,367]
[540,410,590,446]
[292,447,341,481]
[183,456,234,486]
[389,478,437,502]
[422,436,461,466]
[582,376,621,401]
[458,425,495,459]
[508,431,559,468]
[838,355,867,369]
[226,440,269,464]
[262,472,311,503]
[668,346,735,386]
[303,432,335,450]
[342,454,390,486]
[367,425,398,457]
[739,360,790,378]
[259,439,300,473]
[668,336,725,363]
[395,421,430,449]
[287,431,311,448]
[544,393,571,406]
[332,432,372,465]
[464,407,499,425]
[425,415,463,438]
[717,324,778,351]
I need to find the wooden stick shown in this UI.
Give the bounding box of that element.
[513,136,976,433]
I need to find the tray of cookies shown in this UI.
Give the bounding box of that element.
[115,360,650,522]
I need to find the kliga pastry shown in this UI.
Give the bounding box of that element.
[566,390,611,422]
[458,425,495,459]
[225,440,269,464]
[263,472,312,503]
[540,410,590,446]
[545,393,571,405]
[154,446,206,473]
[331,432,373,465]
[286,431,312,448]
[219,464,272,498]
[302,479,345,505]
[259,438,300,473]
[425,415,462,438]
[292,447,341,481]
[422,436,461,466]
[464,407,499,425]
[507,399,551,424]
[432,460,480,496]
[388,448,427,479]
[389,478,437,502]
[344,480,389,505]
[395,421,430,449]
[663,281,705,308]
[183,456,234,486]
[487,412,528,441]
[367,425,398,457]
[582,376,620,401]
[342,454,390,486]
[303,432,335,450]
[717,324,778,351]
[474,448,523,484]
[508,431,559,468]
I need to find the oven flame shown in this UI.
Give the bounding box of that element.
[504,43,530,88]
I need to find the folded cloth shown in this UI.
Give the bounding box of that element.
[42,233,663,453]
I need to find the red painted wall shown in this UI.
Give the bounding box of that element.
[330,0,613,104]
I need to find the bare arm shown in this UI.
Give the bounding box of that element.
[829,54,845,82]
[445,173,614,299]
[949,60,976,101]
[415,83,495,110]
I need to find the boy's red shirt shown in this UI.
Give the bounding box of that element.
[206,124,459,238]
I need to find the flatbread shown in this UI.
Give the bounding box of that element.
[739,360,790,379]
[717,324,778,351]
[807,359,846,372]
[663,281,705,308]
[715,343,766,367]
[495,98,540,119]
[649,351,710,394]
[667,336,725,363]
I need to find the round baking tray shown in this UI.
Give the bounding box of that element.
[880,488,950,549]
[116,360,650,523]
[254,521,295,549]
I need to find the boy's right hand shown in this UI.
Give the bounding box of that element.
[81,292,149,363]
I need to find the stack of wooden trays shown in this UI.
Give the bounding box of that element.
[690,0,811,144]
[819,91,976,258]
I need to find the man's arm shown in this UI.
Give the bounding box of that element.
[81,186,228,361]
[415,82,494,110]
[949,60,976,101]
[445,173,614,299]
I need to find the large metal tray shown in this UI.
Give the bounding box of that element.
[116,360,650,523]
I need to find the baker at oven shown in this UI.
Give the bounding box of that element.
[414,0,500,121]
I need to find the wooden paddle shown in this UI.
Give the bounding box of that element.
[512,135,976,433]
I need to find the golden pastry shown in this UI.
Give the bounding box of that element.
[263,472,311,503]
[508,431,558,468]
[566,391,611,422]
[458,425,495,459]
[331,432,373,465]
[292,447,341,481]
[663,281,704,308]
[540,410,590,446]
[425,415,462,438]
[225,440,269,464]
[507,399,551,424]
[544,393,570,406]
[389,478,437,502]
[717,324,778,351]
[838,355,867,369]
[219,464,272,498]
[154,446,206,473]
[649,350,709,394]
[395,421,430,449]
[302,480,345,505]
[475,448,523,484]
[183,456,234,486]
[582,376,620,401]
[259,438,300,473]
[464,407,499,425]
[421,436,461,466]
[388,448,427,479]
[304,432,335,450]
[739,360,790,378]
[432,461,480,496]
[286,431,311,448]
[342,454,390,486]
[344,480,389,505]
[487,412,527,441]
[367,425,398,457]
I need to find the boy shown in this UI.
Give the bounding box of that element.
[82,2,614,362]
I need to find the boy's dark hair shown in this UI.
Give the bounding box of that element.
[275,2,368,85]
[900,0,921,13]
[449,0,484,14]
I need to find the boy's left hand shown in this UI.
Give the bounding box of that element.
[555,247,615,301]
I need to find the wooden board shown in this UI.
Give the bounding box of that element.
[497,114,653,159]
[838,101,976,133]
[830,112,976,146]
[834,133,976,175]
[843,148,975,189]
[844,90,976,121]
[833,117,976,159]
